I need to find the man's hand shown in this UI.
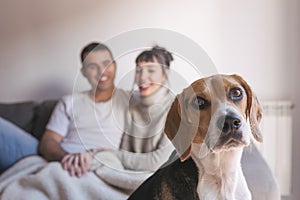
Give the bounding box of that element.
[61,151,93,178]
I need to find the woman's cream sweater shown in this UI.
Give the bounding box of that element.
[119,86,175,171]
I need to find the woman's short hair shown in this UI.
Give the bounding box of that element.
[135,46,174,69]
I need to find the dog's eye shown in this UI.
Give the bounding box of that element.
[192,96,208,110]
[229,88,243,101]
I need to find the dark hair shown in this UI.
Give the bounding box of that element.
[135,45,174,69]
[80,42,113,63]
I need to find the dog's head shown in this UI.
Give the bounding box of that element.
[164,74,263,161]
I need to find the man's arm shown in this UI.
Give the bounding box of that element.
[39,129,94,177]
[39,129,67,161]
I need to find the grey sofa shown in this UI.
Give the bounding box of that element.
[0,100,57,140]
[0,100,280,199]
[242,143,281,199]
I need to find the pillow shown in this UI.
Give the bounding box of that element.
[0,102,36,133]
[32,100,58,140]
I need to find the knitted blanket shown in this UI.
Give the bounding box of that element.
[0,152,152,200]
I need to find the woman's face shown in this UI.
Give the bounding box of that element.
[135,60,169,97]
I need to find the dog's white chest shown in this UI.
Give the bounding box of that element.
[193,150,251,200]
[197,172,235,200]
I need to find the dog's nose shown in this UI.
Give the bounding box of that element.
[217,114,242,133]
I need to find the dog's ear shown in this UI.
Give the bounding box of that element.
[164,94,192,161]
[164,96,181,141]
[232,74,263,142]
[248,96,263,142]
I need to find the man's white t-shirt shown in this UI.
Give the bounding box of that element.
[46,89,129,153]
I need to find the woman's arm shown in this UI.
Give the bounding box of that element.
[119,142,174,171]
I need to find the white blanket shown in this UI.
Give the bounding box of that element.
[0,152,152,200]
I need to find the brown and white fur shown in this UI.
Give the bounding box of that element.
[129,74,263,200]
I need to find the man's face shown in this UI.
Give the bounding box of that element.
[81,50,116,92]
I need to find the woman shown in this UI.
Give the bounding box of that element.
[88,46,176,196]
[118,46,176,171]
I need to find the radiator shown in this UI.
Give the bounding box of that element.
[254,101,293,196]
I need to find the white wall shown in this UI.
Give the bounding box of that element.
[284,0,300,200]
[0,0,299,199]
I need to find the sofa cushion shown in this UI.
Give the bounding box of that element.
[32,100,58,140]
[0,102,37,133]
[241,143,280,200]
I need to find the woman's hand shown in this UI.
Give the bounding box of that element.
[61,151,93,178]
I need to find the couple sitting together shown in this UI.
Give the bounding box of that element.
[0,42,280,200]
[0,42,176,199]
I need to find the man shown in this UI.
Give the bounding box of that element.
[0,42,128,177]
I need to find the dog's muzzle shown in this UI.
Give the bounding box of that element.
[217,113,242,134]
[216,113,246,147]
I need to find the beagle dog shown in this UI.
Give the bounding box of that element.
[128,74,263,200]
